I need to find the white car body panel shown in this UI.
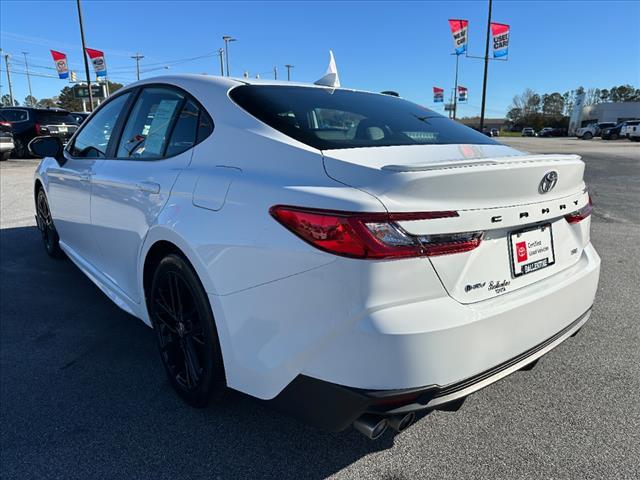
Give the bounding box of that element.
[34,74,600,405]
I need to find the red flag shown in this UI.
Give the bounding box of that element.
[50,50,69,79]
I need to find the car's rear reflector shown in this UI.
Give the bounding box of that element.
[565,196,593,224]
[269,205,482,259]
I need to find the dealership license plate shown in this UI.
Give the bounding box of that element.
[58,126,68,132]
[509,224,555,277]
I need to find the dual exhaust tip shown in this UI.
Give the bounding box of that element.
[353,412,416,440]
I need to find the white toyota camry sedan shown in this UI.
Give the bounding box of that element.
[31,75,600,439]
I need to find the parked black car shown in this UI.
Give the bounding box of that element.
[0,112,15,161]
[0,107,79,157]
[601,123,625,140]
[538,127,568,137]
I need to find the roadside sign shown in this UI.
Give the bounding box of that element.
[73,84,106,99]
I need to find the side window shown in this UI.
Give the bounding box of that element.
[69,92,131,158]
[197,107,213,143]
[116,87,184,159]
[1,109,28,122]
[165,100,199,157]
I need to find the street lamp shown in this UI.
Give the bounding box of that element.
[285,64,294,81]
[222,35,236,77]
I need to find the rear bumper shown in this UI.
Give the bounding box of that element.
[269,307,590,431]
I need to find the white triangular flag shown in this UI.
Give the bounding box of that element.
[314,50,340,88]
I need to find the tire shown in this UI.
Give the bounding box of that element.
[36,188,65,259]
[611,133,619,140]
[0,151,10,161]
[583,132,593,140]
[149,254,226,407]
[13,138,27,158]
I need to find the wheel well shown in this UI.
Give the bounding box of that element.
[143,241,184,304]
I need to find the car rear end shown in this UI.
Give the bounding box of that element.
[34,110,79,145]
[226,84,601,436]
[0,115,14,159]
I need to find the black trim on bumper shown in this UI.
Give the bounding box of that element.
[266,308,591,431]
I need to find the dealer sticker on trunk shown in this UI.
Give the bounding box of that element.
[509,224,555,277]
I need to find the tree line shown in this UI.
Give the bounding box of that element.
[1,81,123,112]
[506,84,639,130]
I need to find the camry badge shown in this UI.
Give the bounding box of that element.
[539,171,558,194]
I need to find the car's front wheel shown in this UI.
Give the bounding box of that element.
[36,188,64,258]
[149,254,226,407]
[582,132,593,140]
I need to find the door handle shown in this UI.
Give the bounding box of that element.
[79,173,91,182]
[136,181,161,194]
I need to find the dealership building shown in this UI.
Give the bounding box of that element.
[578,102,640,127]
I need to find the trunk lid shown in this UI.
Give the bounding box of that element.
[322,144,591,303]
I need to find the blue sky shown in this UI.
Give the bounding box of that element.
[1,0,639,117]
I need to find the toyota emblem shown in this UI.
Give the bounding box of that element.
[539,171,558,194]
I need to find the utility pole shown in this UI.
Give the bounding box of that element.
[76,0,93,111]
[479,0,493,131]
[453,53,460,120]
[4,54,14,106]
[222,35,236,77]
[22,52,34,105]
[273,66,278,80]
[131,53,144,81]
[285,64,294,81]
[217,48,224,76]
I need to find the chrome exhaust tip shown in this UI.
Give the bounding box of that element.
[353,414,389,440]
[387,412,416,432]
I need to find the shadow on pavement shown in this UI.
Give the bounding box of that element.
[0,226,393,479]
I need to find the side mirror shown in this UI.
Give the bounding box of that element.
[28,136,65,165]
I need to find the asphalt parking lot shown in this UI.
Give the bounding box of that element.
[1,137,639,479]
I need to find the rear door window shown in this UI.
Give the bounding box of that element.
[116,87,184,159]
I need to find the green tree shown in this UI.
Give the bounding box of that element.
[1,94,19,106]
[37,97,58,108]
[24,95,38,107]
[542,93,565,118]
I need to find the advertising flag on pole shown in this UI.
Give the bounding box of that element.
[448,19,469,55]
[457,86,468,102]
[85,48,107,77]
[491,23,510,58]
[433,87,444,103]
[50,50,69,79]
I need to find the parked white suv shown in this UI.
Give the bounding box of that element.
[30,75,600,439]
[576,122,616,139]
[627,122,640,141]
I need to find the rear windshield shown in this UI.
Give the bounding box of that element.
[229,85,497,150]
[36,111,78,125]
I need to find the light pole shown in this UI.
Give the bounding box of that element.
[22,52,34,105]
[479,0,493,131]
[222,35,236,77]
[217,48,224,76]
[76,0,93,111]
[4,54,14,106]
[131,52,144,81]
[273,66,278,80]
[285,64,294,81]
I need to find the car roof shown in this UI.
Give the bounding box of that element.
[128,73,395,98]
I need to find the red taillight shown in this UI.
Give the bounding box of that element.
[565,196,593,224]
[34,122,41,135]
[0,121,10,127]
[269,205,482,259]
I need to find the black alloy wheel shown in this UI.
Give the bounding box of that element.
[36,188,64,258]
[150,254,226,407]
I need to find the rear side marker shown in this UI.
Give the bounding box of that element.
[270,205,483,260]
